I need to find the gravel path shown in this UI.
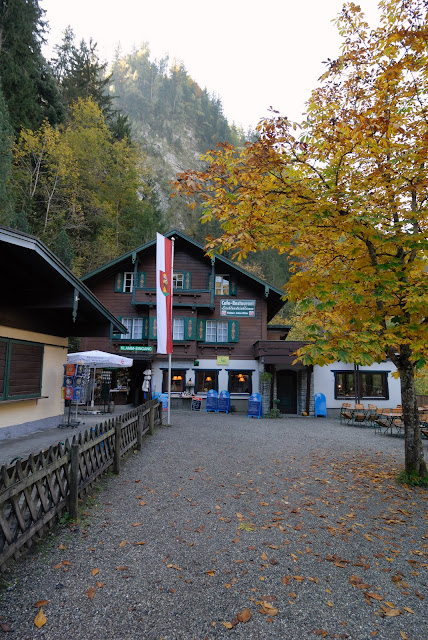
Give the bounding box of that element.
[1,413,427,640]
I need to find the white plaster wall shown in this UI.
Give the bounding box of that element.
[313,361,401,409]
[0,325,68,431]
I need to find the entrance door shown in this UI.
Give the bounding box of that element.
[277,370,297,414]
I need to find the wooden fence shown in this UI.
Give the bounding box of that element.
[0,399,161,571]
[417,395,428,407]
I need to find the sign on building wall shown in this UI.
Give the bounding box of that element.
[119,345,153,352]
[220,300,256,317]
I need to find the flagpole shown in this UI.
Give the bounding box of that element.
[167,237,175,425]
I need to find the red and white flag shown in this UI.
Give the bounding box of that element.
[156,233,173,354]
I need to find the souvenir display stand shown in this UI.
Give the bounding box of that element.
[58,363,84,428]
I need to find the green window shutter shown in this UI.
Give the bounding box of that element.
[184,271,192,290]
[197,319,206,342]
[149,317,157,339]
[230,279,237,296]
[136,271,145,288]
[185,317,196,340]
[142,317,149,339]
[228,320,239,342]
[115,273,123,292]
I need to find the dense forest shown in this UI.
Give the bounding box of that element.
[0,0,288,289]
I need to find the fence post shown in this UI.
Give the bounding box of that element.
[149,405,155,435]
[69,443,79,520]
[114,417,122,474]
[137,410,143,450]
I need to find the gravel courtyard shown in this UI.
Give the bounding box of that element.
[1,412,427,640]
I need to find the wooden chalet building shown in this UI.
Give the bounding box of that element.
[80,230,315,413]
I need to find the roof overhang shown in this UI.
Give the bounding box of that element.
[0,226,126,337]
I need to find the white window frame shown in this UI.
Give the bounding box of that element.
[123,272,134,293]
[173,272,184,289]
[215,275,229,295]
[206,320,217,342]
[216,321,228,342]
[173,318,185,341]
[205,320,228,343]
[121,317,143,340]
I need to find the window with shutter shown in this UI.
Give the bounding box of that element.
[0,338,43,400]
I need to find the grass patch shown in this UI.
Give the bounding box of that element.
[396,470,428,487]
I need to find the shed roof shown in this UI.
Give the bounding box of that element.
[0,226,126,337]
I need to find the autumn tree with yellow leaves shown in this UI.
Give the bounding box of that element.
[173,0,428,479]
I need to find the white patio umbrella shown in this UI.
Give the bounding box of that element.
[67,350,133,406]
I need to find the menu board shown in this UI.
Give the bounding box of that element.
[191,396,202,411]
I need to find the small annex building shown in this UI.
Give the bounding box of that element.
[80,230,401,415]
[0,226,126,439]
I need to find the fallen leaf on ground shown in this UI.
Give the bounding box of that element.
[33,600,49,608]
[91,569,99,577]
[86,586,96,600]
[259,601,278,616]
[34,609,47,628]
[237,608,251,623]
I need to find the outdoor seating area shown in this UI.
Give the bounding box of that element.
[339,402,428,438]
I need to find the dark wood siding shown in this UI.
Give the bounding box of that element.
[82,238,276,362]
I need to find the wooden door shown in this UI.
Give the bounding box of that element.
[277,370,297,414]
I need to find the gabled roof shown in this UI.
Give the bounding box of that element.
[0,226,126,337]
[83,230,286,320]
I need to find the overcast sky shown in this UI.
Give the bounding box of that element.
[40,0,381,131]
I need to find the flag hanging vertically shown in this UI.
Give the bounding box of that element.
[156,233,173,354]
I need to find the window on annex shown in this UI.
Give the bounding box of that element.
[206,320,228,343]
[0,338,44,400]
[121,317,143,340]
[215,275,229,295]
[334,371,389,400]
[173,318,185,341]
[162,369,186,393]
[228,371,252,395]
[195,370,218,393]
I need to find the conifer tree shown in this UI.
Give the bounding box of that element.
[0,0,63,132]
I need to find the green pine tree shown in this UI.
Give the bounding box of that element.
[0,0,63,132]
[0,77,14,223]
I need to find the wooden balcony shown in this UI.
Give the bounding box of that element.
[253,340,308,367]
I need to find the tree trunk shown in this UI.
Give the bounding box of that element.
[396,345,427,477]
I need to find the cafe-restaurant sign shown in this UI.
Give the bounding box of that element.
[119,345,153,352]
[220,299,256,317]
